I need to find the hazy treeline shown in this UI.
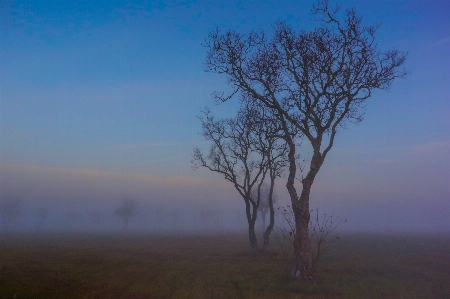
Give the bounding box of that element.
[0,196,287,234]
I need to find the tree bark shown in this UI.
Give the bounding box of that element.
[290,150,323,282]
[291,179,315,282]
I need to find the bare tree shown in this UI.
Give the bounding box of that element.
[34,207,49,233]
[154,207,166,231]
[192,105,270,252]
[253,184,277,231]
[243,98,292,251]
[203,0,406,281]
[171,210,180,230]
[277,206,346,274]
[308,209,346,272]
[275,205,347,271]
[0,196,21,234]
[114,199,139,232]
[90,210,104,231]
[250,130,288,251]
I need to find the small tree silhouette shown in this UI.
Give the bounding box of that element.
[252,183,278,232]
[90,210,104,231]
[34,207,49,233]
[114,199,139,231]
[276,205,346,276]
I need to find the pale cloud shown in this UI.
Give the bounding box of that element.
[369,140,450,165]
[143,154,191,164]
[1,163,208,187]
[415,36,450,54]
[410,140,450,155]
[309,140,450,206]
[370,158,397,164]
[112,141,180,150]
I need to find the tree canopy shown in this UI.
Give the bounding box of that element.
[203,0,407,282]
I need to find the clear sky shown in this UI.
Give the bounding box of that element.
[1,0,449,232]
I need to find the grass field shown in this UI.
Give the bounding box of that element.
[1,232,449,299]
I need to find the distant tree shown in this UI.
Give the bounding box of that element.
[34,207,49,233]
[171,210,180,229]
[250,105,290,251]
[253,184,277,229]
[198,209,212,229]
[90,210,103,231]
[203,0,406,281]
[114,199,139,231]
[193,101,287,252]
[0,196,21,233]
[249,109,289,252]
[154,207,166,231]
[212,210,222,229]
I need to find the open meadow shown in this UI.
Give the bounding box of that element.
[1,232,449,299]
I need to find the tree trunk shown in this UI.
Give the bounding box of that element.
[290,151,323,283]
[248,221,259,253]
[262,176,276,251]
[284,130,322,282]
[245,199,259,253]
[35,217,45,233]
[262,208,274,251]
[123,218,129,232]
[291,180,315,282]
[261,212,266,232]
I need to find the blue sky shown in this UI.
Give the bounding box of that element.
[1,0,449,232]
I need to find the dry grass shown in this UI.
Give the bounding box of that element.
[0,232,449,299]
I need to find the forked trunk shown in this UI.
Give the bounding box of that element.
[290,150,323,282]
[261,207,274,251]
[284,133,321,282]
[262,176,276,251]
[245,199,259,253]
[248,221,259,253]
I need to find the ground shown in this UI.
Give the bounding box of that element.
[0,232,449,299]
